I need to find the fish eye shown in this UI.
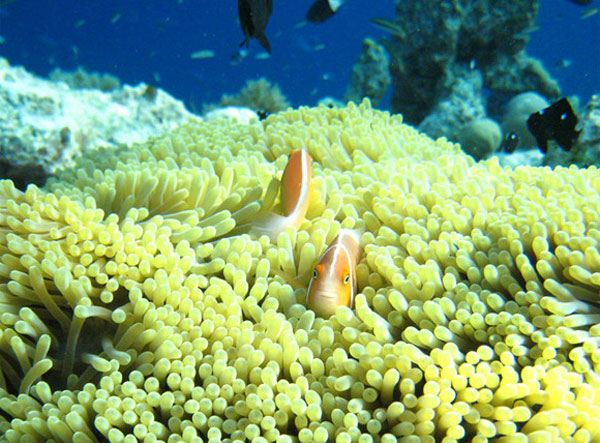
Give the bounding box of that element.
[343,274,350,284]
[313,269,318,279]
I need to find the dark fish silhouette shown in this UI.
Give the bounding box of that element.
[501,132,520,153]
[567,0,592,5]
[238,0,273,53]
[306,0,344,24]
[527,97,581,153]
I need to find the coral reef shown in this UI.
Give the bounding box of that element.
[205,78,291,116]
[204,106,259,125]
[0,58,201,174]
[0,100,599,442]
[457,118,502,161]
[418,66,486,143]
[483,52,561,115]
[49,66,121,92]
[495,149,545,169]
[388,0,560,125]
[343,38,391,108]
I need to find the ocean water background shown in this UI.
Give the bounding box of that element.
[1,0,598,111]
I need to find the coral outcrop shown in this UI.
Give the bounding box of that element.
[343,38,391,108]
[457,118,502,161]
[0,100,598,442]
[418,66,487,143]
[204,78,291,116]
[49,66,121,92]
[0,58,201,175]
[388,0,560,125]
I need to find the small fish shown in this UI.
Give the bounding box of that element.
[295,20,308,29]
[238,0,273,54]
[190,49,215,59]
[582,7,598,18]
[369,17,407,40]
[553,58,572,69]
[527,97,581,153]
[306,229,363,318]
[110,13,121,24]
[500,132,519,153]
[306,0,345,24]
[567,0,592,5]
[251,150,312,241]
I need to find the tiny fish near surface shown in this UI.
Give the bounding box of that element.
[306,229,363,318]
[238,0,273,53]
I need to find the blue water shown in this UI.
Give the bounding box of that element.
[0,0,598,110]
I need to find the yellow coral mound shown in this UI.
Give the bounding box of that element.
[0,99,599,442]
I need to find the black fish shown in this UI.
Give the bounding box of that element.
[567,0,593,5]
[501,132,519,153]
[306,0,344,24]
[526,98,581,153]
[238,0,273,54]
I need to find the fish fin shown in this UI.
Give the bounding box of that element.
[344,227,364,246]
[249,211,288,242]
[306,0,336,23]
[256,34,271,54]
[271,268,306,291]
[536,136,548,154]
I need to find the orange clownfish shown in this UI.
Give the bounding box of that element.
[306,228,363,318]
[252,149,312,242]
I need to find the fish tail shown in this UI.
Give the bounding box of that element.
[250,212,293,242]
[256,34,271,53]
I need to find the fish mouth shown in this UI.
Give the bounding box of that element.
[312,291,341,302]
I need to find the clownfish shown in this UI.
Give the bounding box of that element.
[306,228,363,318]
[251,149,312,242]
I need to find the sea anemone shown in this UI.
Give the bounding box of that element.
[0,99,598,442]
